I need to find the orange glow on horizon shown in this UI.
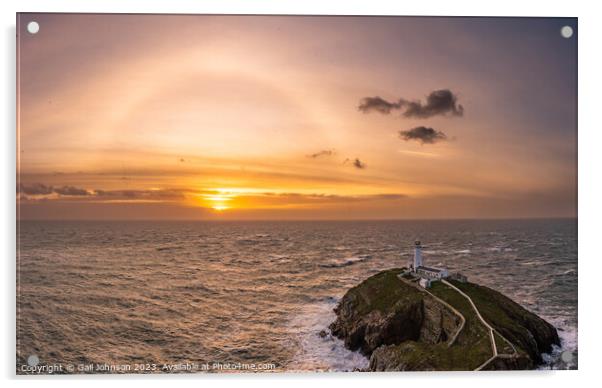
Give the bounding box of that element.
[196,189,239,212]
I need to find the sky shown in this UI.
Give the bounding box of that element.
[17,14,577,220]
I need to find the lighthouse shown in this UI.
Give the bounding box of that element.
[413,240,423,269]
[404,240,452,288]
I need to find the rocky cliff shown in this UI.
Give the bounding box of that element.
[329,268,560,371]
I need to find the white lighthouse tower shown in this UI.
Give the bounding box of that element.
[413,240,423,269]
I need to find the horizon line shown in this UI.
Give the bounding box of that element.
[17,216,578,222]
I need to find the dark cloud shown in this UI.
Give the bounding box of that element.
[18,183,90,196]
[307,149,335,158]
[358,89,463,118]
[18,183,54,195]
[18,183,187,201]
[252,192,406,204]
[371,194,407,200]
[399,126,448,144]
[353,159,366,169]
[402,89,463,118]
[93,189,186,200]
[344,158,367,169]
[54,186,90,196]
[358,97,403,114]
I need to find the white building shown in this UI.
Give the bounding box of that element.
[416,266,449,280]
[408,240,449,287]
[418,278,432,288]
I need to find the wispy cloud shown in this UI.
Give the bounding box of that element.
[18,183,187,201]
[18,183,90,196]
[344,158,367,169]
[18,182,407,208]
[258,192,405,203]
[93,189,187,200]
[17,183,54,195]
[307,149,336,158]
[54,186,90,196]
[398,149,441,158]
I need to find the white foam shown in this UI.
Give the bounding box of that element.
[520,261,542,266]
[486,246,515,252]
[539,317,578,369]
[268,254,292,263]
[287,300,370,372]
[319,255,372,268]
[332,246,350,251]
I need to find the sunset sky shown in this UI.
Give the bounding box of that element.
[17,14,577,220]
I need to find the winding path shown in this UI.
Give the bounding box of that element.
[441,279,518,370]
[397,275,465,347]
[397,273,519,370]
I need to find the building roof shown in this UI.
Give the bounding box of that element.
[417,266,445,273]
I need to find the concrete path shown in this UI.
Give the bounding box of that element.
[397,275,465,347]
[441,279,518,370]
[396,273,519,371]
[441,280,497,357]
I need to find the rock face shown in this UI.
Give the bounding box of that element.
[329,268,560,371]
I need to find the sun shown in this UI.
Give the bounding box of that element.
[199,190,236,212]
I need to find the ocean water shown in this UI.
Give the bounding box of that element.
[16,219,577,372]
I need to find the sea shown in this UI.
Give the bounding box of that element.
[17,219,577,373]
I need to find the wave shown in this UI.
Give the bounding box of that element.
[539,317,578,369]
[234,234,274,245]
[422,249,449,255]
[521,260,545,266]
[487,246,515,252]
[331,246,350,251]
[287,299,369,372]
[268,254,292,263]
[319,255,372,268]
[156,245,183,251]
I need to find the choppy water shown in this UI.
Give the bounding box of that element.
[17,219,577,372]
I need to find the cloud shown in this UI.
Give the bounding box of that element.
[307,149,336,158]
[402,89,463,118]
[399,126,448,144]
[17,183,54,195]
[93,189,187,200]
[238,192,407,207]
[358,97,403,114]
[358,89,463,118]
[18,183,187,201]
[18,183,89,196]
[344,158,367,169]
[18,182,410,212]
[353,158,366,169]
[309,149,366,171]
[54,186,90,196]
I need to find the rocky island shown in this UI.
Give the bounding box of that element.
[329,268,560,371]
